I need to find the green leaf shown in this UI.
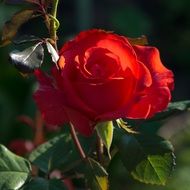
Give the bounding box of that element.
[168,100,190,111]
[131,153,175,185]
[22,178,67,190]
[114,130,175,185]
[0,144,31,190]
[0,9,35,47]
[29,134,74,173]
[108,153,130,190]
[29,130,95,174]
[9,42,44,73]
[96,121,113,158]
[85,158,109,190]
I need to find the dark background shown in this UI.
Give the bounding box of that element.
[60,0,190,101]
[0,0,190,189]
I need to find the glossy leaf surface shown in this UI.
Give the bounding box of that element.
[0,144,31,190]
[9,42,44,73]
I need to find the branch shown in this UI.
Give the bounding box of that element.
[70,123,87,161]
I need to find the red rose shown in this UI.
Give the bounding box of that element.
[34,29,174,136]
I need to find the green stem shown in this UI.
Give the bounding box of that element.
[70,123,87,161]
[50,0,59,50]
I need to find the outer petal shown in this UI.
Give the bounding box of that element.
[125,45,174,118]
[133,45,174,90]
[126,87,171,119]
[34,69,95,136]
[98,46,174,120]
[52,67,97,135]
[33,70,69,125]
[59,29,122,54]
[65,107,95,136]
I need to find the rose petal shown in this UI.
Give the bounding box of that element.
[82,47,121,79]
[126,87,171,119]
[133,45,174,90]
[96,38,137,73]
[34,70,69,125]
[60,29,138,75]
[135,61,152,91]
[75,75,135,115]
[34,69,53,86]
[96,96,151,122]
[55,59,96,118]
[59,29,111,54]
[65,106,94,136]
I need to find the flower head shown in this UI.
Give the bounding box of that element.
[34,29,174,136]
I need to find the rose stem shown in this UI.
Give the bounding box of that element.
[50,0,87,163]
[34,111,45,146]
[50,0,59,51]
[96,133,104,164]
[70,123,87,161]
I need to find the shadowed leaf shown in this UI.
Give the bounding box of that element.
[21,178,67,190]
[0,9,35,47]
[9,42,44,73]
[114,130,175,185]
[29,134,76,173]
[85,158,109,190]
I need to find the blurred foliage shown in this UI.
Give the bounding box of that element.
[108,112,190,190]
[0,0,190,189]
